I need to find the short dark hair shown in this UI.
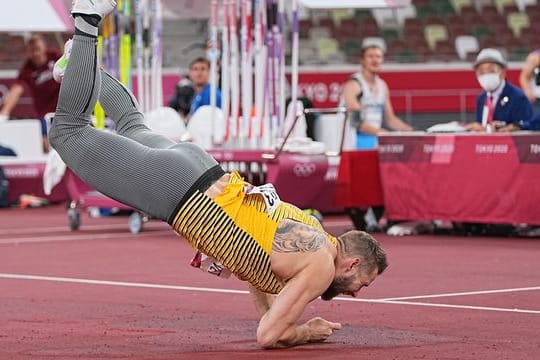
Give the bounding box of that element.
[338,230,388,274]
[189,57,210,69]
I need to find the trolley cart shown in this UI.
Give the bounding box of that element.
[64,168,147,233]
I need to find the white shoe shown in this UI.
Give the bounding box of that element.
[71,0,116,20]
[53,39,73,83]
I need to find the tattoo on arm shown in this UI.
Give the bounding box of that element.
[273,220,326,253]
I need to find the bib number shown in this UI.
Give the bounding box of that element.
[248,183,281,215]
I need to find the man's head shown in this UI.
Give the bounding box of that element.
[188,57,211,89]
[474,48,507,92]
[26,34,48,67]
[321,230,387,301]
[360,42,385,75]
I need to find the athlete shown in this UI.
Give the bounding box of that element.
[49,0,388,348]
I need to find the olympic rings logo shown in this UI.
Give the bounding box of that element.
[293,162,316,177]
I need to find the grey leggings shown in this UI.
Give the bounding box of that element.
[49,35,222,222]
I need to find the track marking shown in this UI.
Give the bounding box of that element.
[380,286,540,301]
[0,273,248,295]
[335,298,540,314]
[0,230,173,245]
[0,222,169,235]
[1,273,539,315]
[378,300,540,314]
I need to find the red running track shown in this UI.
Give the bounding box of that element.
[0,204,539,359]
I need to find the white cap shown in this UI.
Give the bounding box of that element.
[474,48,507,69]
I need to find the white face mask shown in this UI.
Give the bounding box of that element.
[477,73,501,92]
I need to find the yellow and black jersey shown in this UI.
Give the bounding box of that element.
[170,172,338,294]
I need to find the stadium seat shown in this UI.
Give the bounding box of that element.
[431,0,456,18]
[405,31,430,51]
[479,37,500,49]
[315,37,340,62]
[394,4,417,26]
[494,0,516,13]
[341,38,362,56]
[326,51,347,64]
[318,17,334,30]
[471,26,493,43]
[518,26,537,49]
[330,9,354,26]
[372,8,399,28]
[509,47,530,61]
[380,28,400,44]
[446,20,469,38]
[433,40,458,61]
[358,20,380,38]
[450,0,473,13]
[416,3,437,19]
[455,35,479,60]
[354,9,372,22]
[459,5,484,25]
[339,18,360,37]
[480,4,505,23]
[309,26,332,41]
[507,12,530,37]
[394,49,418,63]
[424,24,449,50]
[516,0,538,11]
[475,0,494,11]
[403,18,423,36]
[424,14,445,25]
[500,4,520,15]
[299,19,313,39]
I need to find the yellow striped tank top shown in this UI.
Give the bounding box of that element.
[170,172,338,294]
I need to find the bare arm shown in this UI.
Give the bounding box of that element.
[248,283,275,317]
[255,220,340,348]
[342,79,362,112]
[256,265,340,348]
[383,83,412,131]
[0,83,24,117]
[519,52,539,103]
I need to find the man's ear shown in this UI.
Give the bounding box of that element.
[347,258,361,272]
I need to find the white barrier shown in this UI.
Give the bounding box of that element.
[0,119,45,163]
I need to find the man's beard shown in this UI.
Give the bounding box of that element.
[321,275,354,301]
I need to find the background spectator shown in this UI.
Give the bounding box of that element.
[467,48,533,133]
[519,49,540,117]
[341,42,412,150]
[0,34,61,153]
[340,41,412,232]
[169,57,222,122]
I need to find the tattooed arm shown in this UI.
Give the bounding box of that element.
[272,219,327,253]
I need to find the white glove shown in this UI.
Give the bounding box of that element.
[0,114,8,123]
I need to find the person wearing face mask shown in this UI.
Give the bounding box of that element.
[467,48,533,133]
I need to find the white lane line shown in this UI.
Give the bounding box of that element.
[1,273,539,315]
[0,222,169,235]
[371,299,540,315]
[0,230,174,244]
[380,286,540,301]
[0,273,248,295]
